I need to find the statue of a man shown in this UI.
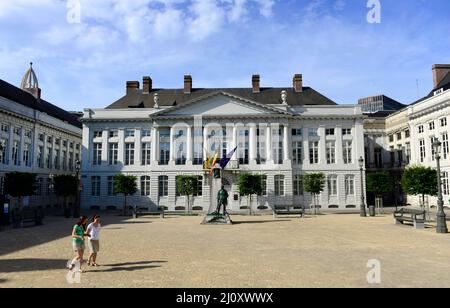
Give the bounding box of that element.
[216,186,229,215]
[154,93,160,109]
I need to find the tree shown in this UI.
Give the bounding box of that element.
[177,175,198,214]
[401,166,438,207]
[53,175,78,218]
[237,173,263,215]
[304,173,326,214]
[4,172,37,225]
[114,174,138,216]
[367,171,393,198]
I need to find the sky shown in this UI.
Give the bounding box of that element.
[0,0,449,111]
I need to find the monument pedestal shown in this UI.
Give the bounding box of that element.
[202,212,233,225]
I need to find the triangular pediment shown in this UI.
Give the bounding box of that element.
[152,92,291,117]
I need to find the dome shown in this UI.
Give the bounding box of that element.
[21,62,39,90]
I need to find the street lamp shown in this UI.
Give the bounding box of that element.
[73,159,81,218]
[359,156,367,217]
[433,139,448,234]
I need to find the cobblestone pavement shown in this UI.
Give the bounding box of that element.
[1,213,450,288]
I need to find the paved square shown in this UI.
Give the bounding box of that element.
[1,213,450,288]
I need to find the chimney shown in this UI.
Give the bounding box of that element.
[432,64,450,88]
[184,75,192,94]
[293,74,303,93]
[126,81,140,94]
[143,76,152,94]
[252,75,260,93]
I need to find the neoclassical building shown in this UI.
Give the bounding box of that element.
[0,64,83,208]
[364,64,450,208]
[81,74,366,212]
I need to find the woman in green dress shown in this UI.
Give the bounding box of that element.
[69,216,89,272]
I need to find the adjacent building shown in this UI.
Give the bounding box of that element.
[81,74,366,212]
[0,64,83,208]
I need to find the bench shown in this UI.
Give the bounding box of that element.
[273,206,305,219]
[12,208,44,227]
[134,207,165,219]
[394,208,426,229]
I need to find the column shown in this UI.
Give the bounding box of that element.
[20,128,25,167]
[151,126,158,163]
[266,125,272,162]
[186,125,193,163]
[283,124,290,162]
[118,128,125,164]
[231,125,238,161]
[336,125,343,165]
[101,129,108,163]
[135,129,142,166]
[203,126,209,161]
[318,126,326,164]
[169,126,175,163]
[249,123,257,161]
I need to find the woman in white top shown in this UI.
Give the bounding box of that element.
[86,215,101,267]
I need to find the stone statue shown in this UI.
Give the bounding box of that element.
[281,90,288,105]
[154,93,160,109]
[216,186,229,215]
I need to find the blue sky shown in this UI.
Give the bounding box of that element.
[0,0,449,111]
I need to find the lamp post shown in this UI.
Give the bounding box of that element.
[73,159,81,218]
[433,140,448,234]
[359,156,367,217]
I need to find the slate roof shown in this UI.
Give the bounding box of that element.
[411,70,450,106]
[0,79,81,129]
[106,87,337,109]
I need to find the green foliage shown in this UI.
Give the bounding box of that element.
[366,171,393,196]
[53,175,78,197]
[177,175,198,197]
[304,173,326,195]
[401,166,438,198]
[114,174,138,196]
[237,173,263,197]
[4,172,37,198]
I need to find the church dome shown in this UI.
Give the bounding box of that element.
[21,62,39,90]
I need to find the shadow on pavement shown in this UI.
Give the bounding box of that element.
[232,220,291,224]
[103,261,167,267]
[0,258,68,273]
[0,278,7,284]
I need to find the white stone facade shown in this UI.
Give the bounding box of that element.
[81,92,366,212]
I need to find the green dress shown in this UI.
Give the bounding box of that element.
[73,225,84,246]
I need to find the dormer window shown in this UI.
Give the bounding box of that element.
[434,88,444,96]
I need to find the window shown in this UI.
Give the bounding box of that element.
[93,131,103,138]
[342,128,352,136]
[327,175,338,196]
[69,142,74,149]
[62,150,67,170]
[68,152,74,171]
[93,143,102,165]
[397,146,403,166]
[23,144,30,167]
[76,144,80,151]
[125,143,135,165]
[443,172,449,196]
[292,128,303,137]
[405,129,410,138]
[175,141,186,165]
[39,134,44,142]
[158,176,168,197]
[309,141,319,164]
[141,176,151,196]
[46,147,52,168]
[0,139,7,164]
[405,143,411,164]
[47,136,53,143]
[142,129,152,137]
[91,176,101,196]
[374,148,383,168]
[256,129,266,165]
[108,143,118,165]
[397,132,402,141]
[418,125,424,134]
[345,175,355,196]
[25,130,32,139]
[108,176,116,196]
[259,175,267,196]
[443,134,449,160]
[159,128,170,165]
[196,176,203,197]
[429,122,435,131]
[308,128,318,137]
[431,137,437,161]
[55,138,60,146]
[1,124,9,133]
[343,141,353,164]
[142,142,152,165]
[54,149,60,169]
[62,140,67,147]
[325,128,335,136]
[292,141,303,165]
[125,129,135,137]
[419,139,426,163]
[326,141,336,164]
[109,130,118,138]
[0,176,4,195]
[274,175,285,196]
[272,141,283,165]
[293,175,304,196]
[238,129,250,165]
[389,135,394,143]
[441,118,448,127]
[13,127,21,136]
[36,146,43,168]
[12,141,19,166]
